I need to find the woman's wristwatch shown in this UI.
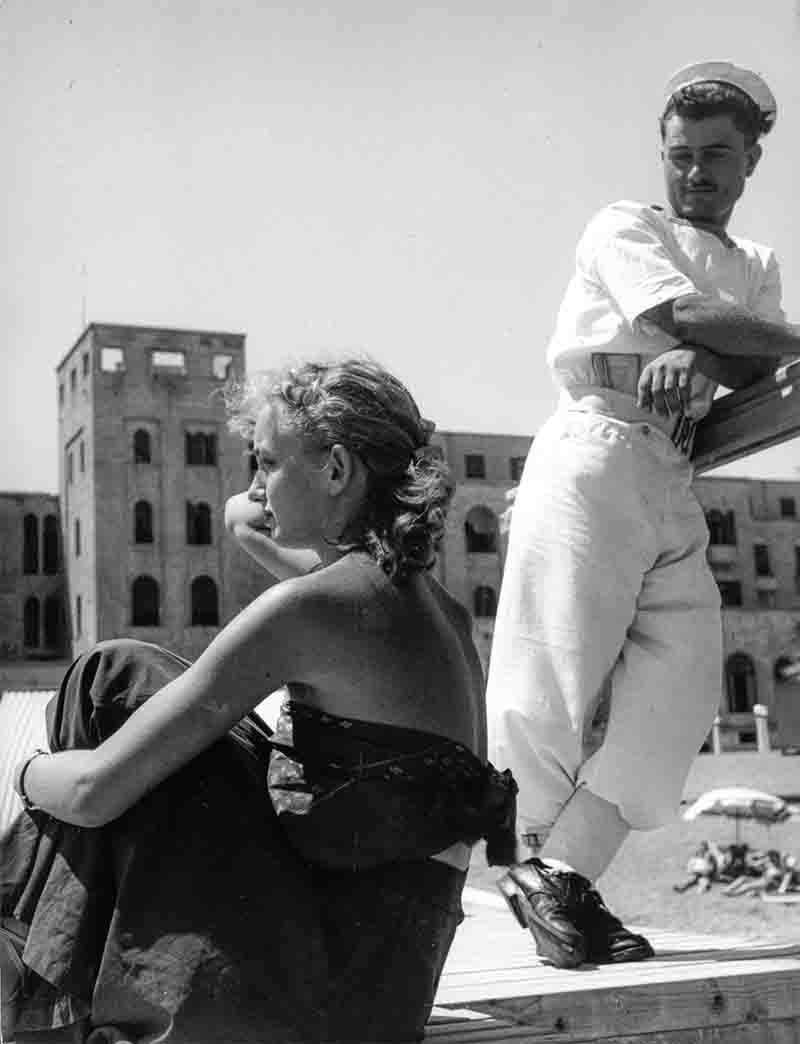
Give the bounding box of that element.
[12,749,49,812]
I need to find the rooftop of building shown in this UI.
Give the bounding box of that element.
[56,321,247,373]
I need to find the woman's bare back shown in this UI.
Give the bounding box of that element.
[289,552,487,758]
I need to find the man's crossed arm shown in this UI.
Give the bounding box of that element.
[637,294,800,414]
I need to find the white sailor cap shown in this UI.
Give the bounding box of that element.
[663,61,777,134]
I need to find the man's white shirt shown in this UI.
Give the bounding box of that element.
[546,200,785,420]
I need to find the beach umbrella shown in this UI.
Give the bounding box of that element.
[683,787,792,843]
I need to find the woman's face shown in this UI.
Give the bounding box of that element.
[248,401,329,549]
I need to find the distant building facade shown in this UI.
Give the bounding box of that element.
[0,322,797,750]
[55,322,266,662]
[695,475,800,751]
[0,492,66,661]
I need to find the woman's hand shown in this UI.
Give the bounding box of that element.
[224,491,319,581]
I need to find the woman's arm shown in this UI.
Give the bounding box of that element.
[225,492,320,581]
[22,579,327,827]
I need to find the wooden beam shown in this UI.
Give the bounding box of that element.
[692,358,800,474]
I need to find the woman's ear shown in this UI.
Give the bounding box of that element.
[324,443,356,493]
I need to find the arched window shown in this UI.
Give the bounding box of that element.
[132,575,160,627]
[44,594,63,649]
[725,652,758,714]
[464,506,498,554]
[43,514,60,574]
[474,586,497,618]
[185,431,218,466]
[134,500,154,543]
[23,596,40,647]
[186,502,212,545]
[191,575,219,626]
[133,429,152,464]
[23,513,39,573]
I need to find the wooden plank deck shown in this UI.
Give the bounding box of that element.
[429,887,800,1043]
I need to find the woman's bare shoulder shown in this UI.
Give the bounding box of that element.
[425,574,473,633]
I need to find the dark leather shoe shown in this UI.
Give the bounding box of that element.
[580,886,654,963]
[498,859,589,969]
[1,918,27,1043]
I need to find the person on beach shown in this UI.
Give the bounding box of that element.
[2,357,517,1044]
[487,61,800,968]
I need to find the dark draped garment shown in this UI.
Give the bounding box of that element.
[1,639,516,1043]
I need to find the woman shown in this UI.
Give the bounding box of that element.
[2,358,516,1044]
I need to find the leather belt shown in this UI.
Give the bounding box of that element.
[591,352,697,457]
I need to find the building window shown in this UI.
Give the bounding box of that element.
[59,383,64,406]
[780,497,796,518]
[67,451,74,485]
[185,431,218,467]
[474,586,497,618]
[23,597,40,648]
[132,576,160,626]
[509,456,526,482]
[725,652,757,714]
[212,354,234,380]
[186,502,212,545]
[152,350,186,372]
[465,454,486,480]
[134,500,154,543]
[75,594,82,636]
[79,440,85,473]
[100,347,125,372]
[464,506,498,553]
[82,352,90,377]
[23,513,39,573]
[44,595,62,649]
[753,543,772,577]
[133,428,152,464]
[74,518,81,557]
[43,514,60,574]
[191,576,219,626]
[70,368,77,393]
[718,580,743,607]
[706,509,736,545]
[757,589,776,609]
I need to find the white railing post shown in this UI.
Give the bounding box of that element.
[753,703,771,753]
[711,715,722,755]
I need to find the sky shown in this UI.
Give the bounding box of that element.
[2,0,799,493]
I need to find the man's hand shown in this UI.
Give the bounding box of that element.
[637,348,700,416]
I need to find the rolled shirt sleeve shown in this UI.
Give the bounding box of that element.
[581,203,700,327]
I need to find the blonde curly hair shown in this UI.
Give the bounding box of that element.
[225,357,454,582]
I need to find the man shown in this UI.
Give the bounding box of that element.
[486,61,799,968]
